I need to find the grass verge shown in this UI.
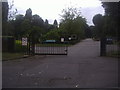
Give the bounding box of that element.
[106,51,120,58]
[2,53,27,61]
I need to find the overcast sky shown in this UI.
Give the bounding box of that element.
[8,0,105,26]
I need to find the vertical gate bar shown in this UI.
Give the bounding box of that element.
[48,44,49,54]
[38,43,39,54]
[52,43,53,54]
[51,43,52,54]
[44,44,47,53]
[53,43,54,54]
[49,43,51,54]
[47,44,48,54]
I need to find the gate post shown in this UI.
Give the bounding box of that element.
[100,36,106,56]
[28,34,35,55]
[31,41,35,55]
[26,35,31,55]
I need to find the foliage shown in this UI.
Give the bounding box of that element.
[32,14,44,27]
[92,14,104,38]
[59,7,87,41]
[8,0,18,20]
[15,40,27,52]
[25,8,32,21]
[92,14,103,26]
[53,19,58,28]
[102,2,120,38]
[41,29,60,42]
[4,5,89,45]
[60,7,81,21]
[29,26,43,43]
[92,14,107,56]
[20,19,31,37]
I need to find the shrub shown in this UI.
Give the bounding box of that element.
[15,40,27,53]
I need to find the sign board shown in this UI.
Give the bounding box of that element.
[22,38,27,46]
[69,37,72,40]
[61,38,64,42]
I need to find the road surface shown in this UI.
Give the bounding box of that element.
[2,39,118,88]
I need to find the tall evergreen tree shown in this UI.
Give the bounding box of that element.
[53,19,58,28]
[25,8,32,21]
[45,19,49,25]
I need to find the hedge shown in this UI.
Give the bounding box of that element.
[2,36,15,52]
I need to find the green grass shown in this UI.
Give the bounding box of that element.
[107,51,120,58]
[2,53,25,61]
[2,40,30,61]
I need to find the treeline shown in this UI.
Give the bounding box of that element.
[3,8,59,40]
[90,2,120,56]
[2,1,92,44]
[91,2,120,41]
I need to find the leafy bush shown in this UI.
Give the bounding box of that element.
[15,40,27,52]
[41,29,60,42]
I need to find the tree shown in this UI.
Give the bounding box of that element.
[25,8,32,21]
[84,25,92,38]
[90,25,95,38]
[13,14,25,38]
[29,26,43,43]
[21,19,31,37]
[102,2,120,39]
[92,14,104,38]
[42,29,60,42]
[15,14,24,21]
[53,19,58,28]
[93,14,106,56]
[8,0,18,20]
[6,20,15,36]
[44,19,50,34]
[60,7,81,21]
[59,7,87,41]
[45,19,49,25]
[2,0,19,36]
[32,14,44,27]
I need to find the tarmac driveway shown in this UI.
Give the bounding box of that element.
[2,39,118,88]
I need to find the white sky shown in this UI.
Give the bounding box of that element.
[8,0,105,25]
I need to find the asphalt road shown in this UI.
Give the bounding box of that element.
[2,38,118,88]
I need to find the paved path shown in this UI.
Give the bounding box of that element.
[2,39,118,88]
